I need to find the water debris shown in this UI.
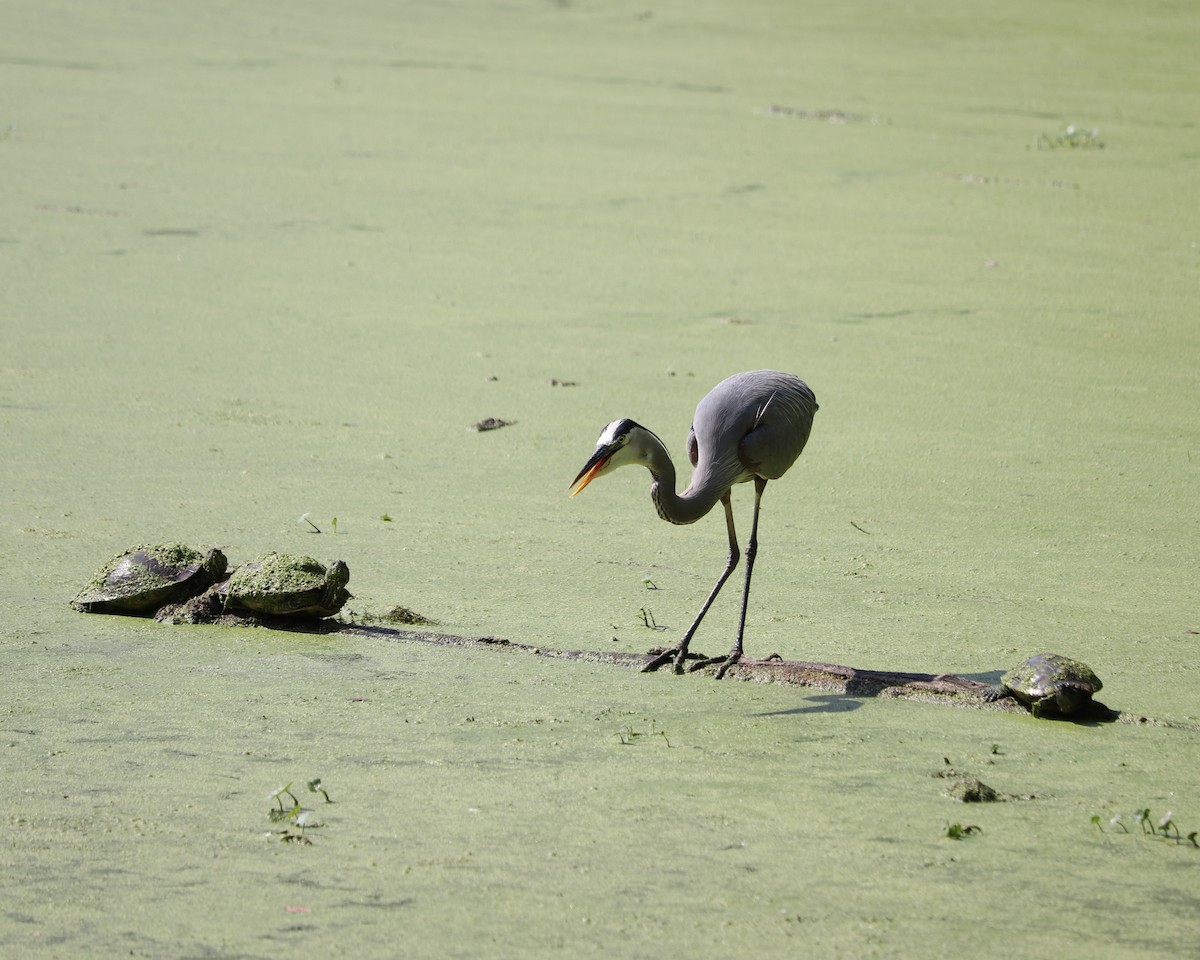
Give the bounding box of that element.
[470,417,515,432]
[950,172,1080,190]
[762,104,867,123]
[1033,124,1104,150]
[944,778,1003,803]
[382,604,436,625]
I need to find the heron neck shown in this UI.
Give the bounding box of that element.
[643,437,722,525]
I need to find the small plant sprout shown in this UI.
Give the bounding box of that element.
[641,576,658,590]
[946,823,982,840]
[615,720,670,747]
[638,608,667,630]
[1091,815,1103,832]
[380,513,393,522]
[330,517,338,535]
[1158,812,1177,839]
[307,778,332,803]
[268,783,301,823]
[299,513,321,534]
[1137,808,1154,835]
[269,783,299,812]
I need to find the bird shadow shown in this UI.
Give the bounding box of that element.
[754,692,866,716]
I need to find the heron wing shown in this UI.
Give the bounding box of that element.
[688,369,817,488]
[736,376,817,480]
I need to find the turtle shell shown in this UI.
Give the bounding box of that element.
[1000,653,1102,717]
[72,544,228,614]
[220,553,350,617]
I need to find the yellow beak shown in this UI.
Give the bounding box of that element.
[568,450,610,496]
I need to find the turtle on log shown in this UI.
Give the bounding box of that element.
[988,653,1103,718]
[218,553,351,618]
[72,544,228,615]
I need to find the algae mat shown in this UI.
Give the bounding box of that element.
[3,0,1199,956]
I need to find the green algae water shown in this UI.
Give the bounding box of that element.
[3,0,1198,956]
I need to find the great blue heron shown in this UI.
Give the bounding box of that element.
[569,370,818,678]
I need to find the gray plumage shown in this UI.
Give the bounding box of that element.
[569,370,818,677]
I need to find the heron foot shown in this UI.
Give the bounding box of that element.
[641,646,704,674]
[682,651,743,678]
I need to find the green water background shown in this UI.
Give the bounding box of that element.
[3,1,1198,956]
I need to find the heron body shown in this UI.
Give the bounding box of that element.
[569,370,818,677]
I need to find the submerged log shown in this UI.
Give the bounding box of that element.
[152,605,1152,724]
[345,623,1137,724]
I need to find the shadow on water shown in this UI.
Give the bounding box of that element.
[755,692,866,716]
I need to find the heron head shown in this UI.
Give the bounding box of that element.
[569,418,654,495]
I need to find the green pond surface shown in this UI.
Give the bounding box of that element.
[3,0,1199,956]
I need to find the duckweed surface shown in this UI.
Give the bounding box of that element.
[3,0,1199,957]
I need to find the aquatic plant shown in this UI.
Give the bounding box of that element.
[1092,807,1198,847]
[307,778,332,803]
[267,779,332,845]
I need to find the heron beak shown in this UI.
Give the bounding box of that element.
[568,448,611,496]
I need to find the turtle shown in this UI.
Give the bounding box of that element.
[218,553,351,617]
[72,544,228,615]
[990,653,1103,718]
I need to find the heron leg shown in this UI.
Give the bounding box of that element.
[641,493,739,674]
[695,477,766,679]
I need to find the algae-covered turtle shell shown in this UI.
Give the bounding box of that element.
[72,544,228,614]
[997,653,1102,718]
[220,553,351,617]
